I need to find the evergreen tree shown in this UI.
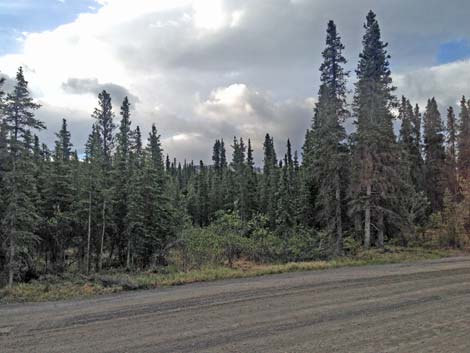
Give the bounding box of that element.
[423,98,446,212]
[445,106,459,196]
[84,124,104,273]
[92,90,115,164]
[260,134,278,228]
[276,141,296,234]
[231,137,249,221]
[307,20,349,254]
[2,67,43,286]
[91,90,115,271]
[300,129,318,227]
[126,126,144,269]
[212,139,222,171]
[196,160,210,226]
[399,97,424,190]
[0,79,7,275]
[113,97,132,263]
[139,124,176,266]
[245,139,258,220]
[458,97,470,179]
[44,119,75,271]
[412,103,425,191]
[397,98,428,244]
[352,11,397,249]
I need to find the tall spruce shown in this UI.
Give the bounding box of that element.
[245,139,258,220]
[114,97,132,264]
[352,11,397,249]
[126,126,144,269]
[423,98,446,212]
[308,20,349,254]
[445,106,459,196]
[2,67,43,286]
[140,124,175,266]
[92,90,115,271]
[45,119,74,270]
[231,137,248,221]
[260,134,278,228]
[84,124,103,273]
[0,76,7,276]
[397,98,428,243]
[276,140,296,234]
[399,98,424,190]
[458,97,470,179]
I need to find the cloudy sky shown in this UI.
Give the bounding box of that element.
[1,0,470,162]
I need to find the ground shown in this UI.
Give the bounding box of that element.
[1,256,470,352]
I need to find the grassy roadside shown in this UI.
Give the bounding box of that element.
[0,247,460,304]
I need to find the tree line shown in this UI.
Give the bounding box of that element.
[1,11,469,287]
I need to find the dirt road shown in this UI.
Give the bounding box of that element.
[2,257,470,352]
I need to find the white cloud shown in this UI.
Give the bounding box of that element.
[193,83,312,161]
[395,60,470,109]
[3,0,470,162]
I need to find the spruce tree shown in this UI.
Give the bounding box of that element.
[307,20,349,254]
[2,67,43,286]
[84,124,103,273]
[423,98,446,212]
[445,106,459,196]
[91,90,115,271]
[245,139,258,220]
[209,139,223,215]
[352,11,397,249]
[260,134,278,228]
[0,78,7,276]
[458,97,470,179]
[126,126,144,269]
[231,137,249,221]
[276,141,296,235]
[45,119,74,271]
[397,98,428,243]
[300,129,318,227]
[113,97,132,263]
[196,160,210,226]
[140,124,175,266]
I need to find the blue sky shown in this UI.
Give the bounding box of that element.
[437,39,470,64]
[0,0,99,54]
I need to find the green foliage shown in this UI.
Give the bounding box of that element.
[423,98,447,212]
[303,20,349,255]
[284,228,327,262]
[2,12,470,291]
[351,11,399,249]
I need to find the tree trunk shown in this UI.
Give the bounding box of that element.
[126,236,132,270]
[377,208,384,249]
[8,239,15,288]
[335,174,343,256]
[364,182,371,249]
[86,189,92,275]
[354,214,362,234]
[98,200,106,272]
[8,149,18,288]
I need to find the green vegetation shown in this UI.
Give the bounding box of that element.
[0,247,452,303]
[0,11,469,297]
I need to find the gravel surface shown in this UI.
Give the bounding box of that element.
[2,256,470,352]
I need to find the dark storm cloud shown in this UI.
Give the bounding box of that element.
[61,78,139,107]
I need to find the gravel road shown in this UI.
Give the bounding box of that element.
[2,256,470,352]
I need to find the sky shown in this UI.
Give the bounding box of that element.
[1,0,470,163]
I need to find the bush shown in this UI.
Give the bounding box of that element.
[285,228,326,262]
[182,227,223,269]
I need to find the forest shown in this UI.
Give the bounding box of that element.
[0,11,469,288]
